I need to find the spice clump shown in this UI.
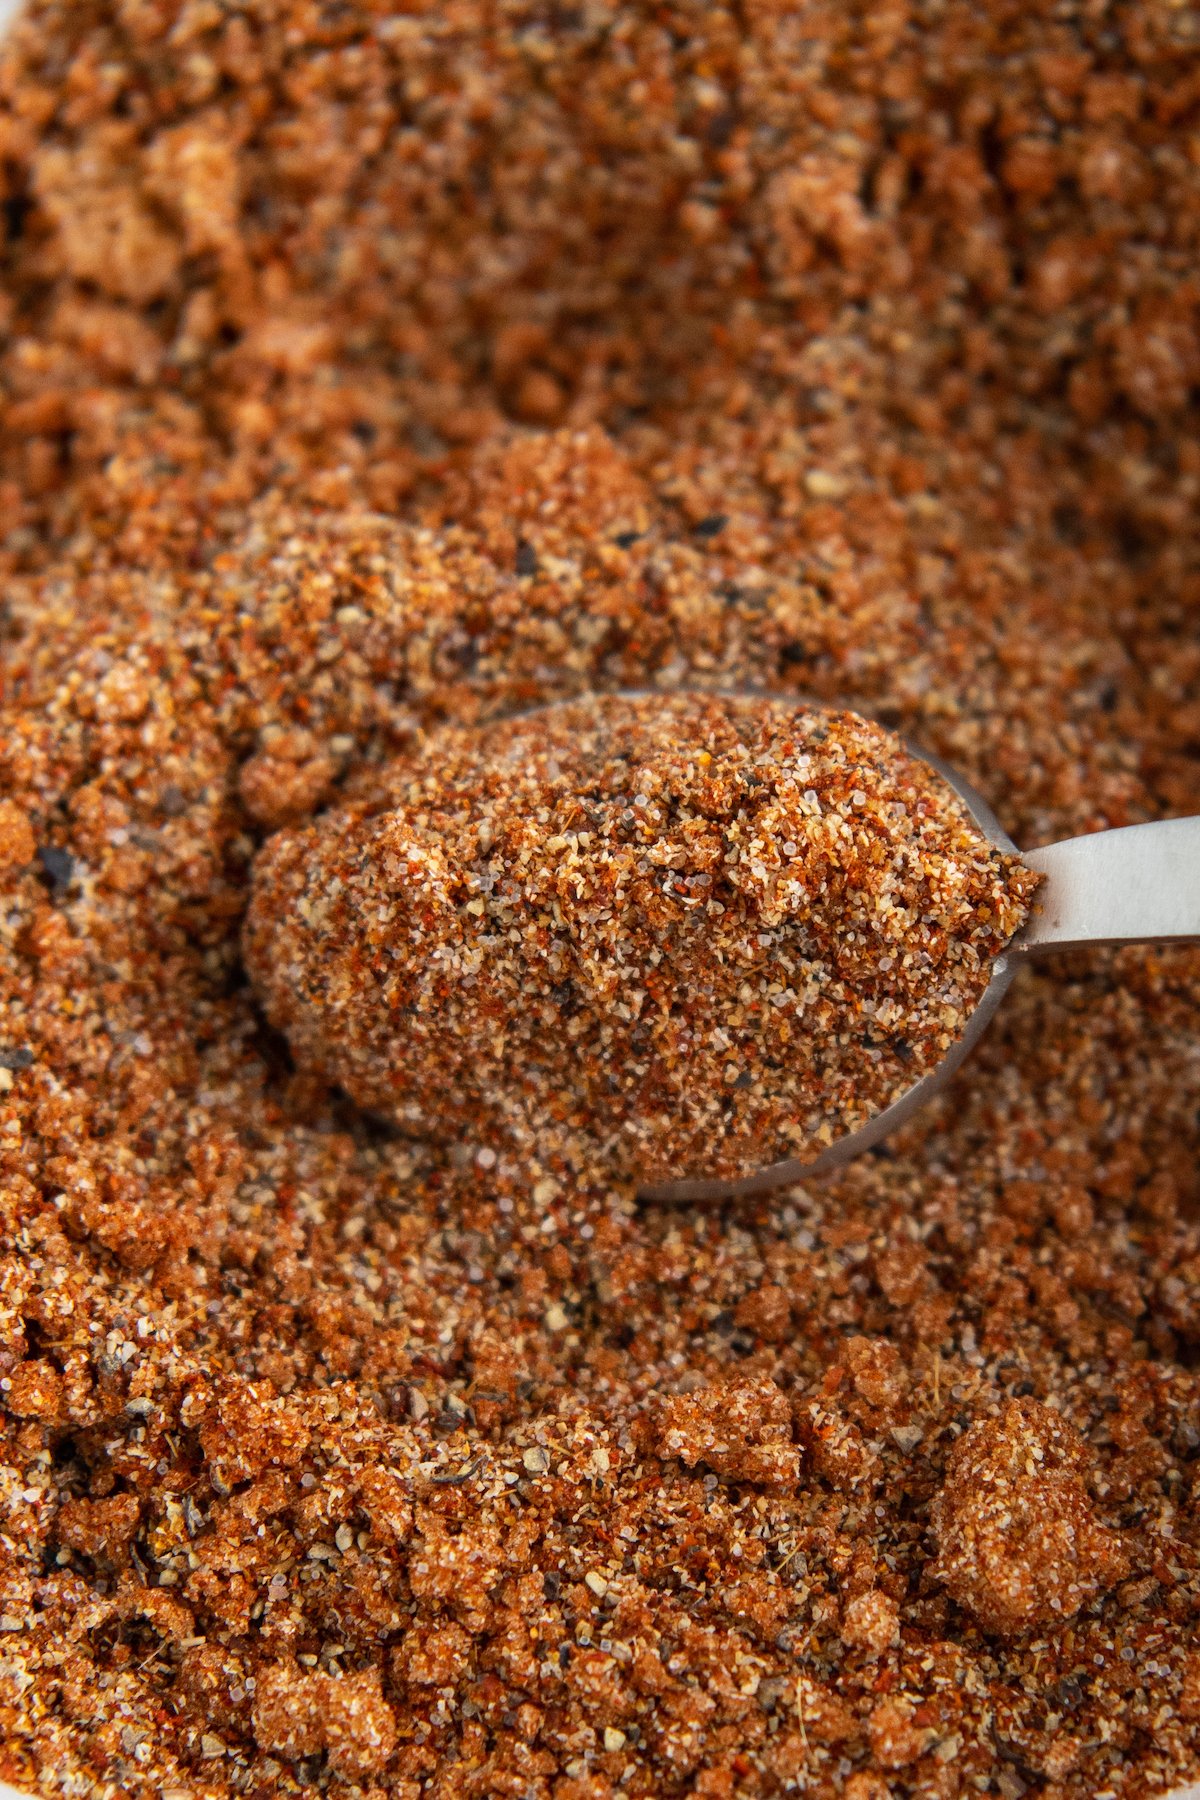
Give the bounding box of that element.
[245,691,1038,1186]
[929,1397,1131,1637]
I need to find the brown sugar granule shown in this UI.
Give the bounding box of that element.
[840,1589,900,1657]
[53,1492,141,1565]
[0,801,35,876]
[252,1662,398,1779]
[651,1372,802,1490]
[1,1357,62,1422]
[929,1397,1132,1637]
[245,692,1036,1186]
[0,0,1198,1798]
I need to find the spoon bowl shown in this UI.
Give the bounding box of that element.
[638,722,1200,1203]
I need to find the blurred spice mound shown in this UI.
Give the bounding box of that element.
[0,3,1198,1799]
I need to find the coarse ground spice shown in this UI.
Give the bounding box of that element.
[245,691,1038,1188]
[0,2,1197,1800]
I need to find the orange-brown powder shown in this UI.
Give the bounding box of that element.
[246,691,1036,1187]
[0,2,1197,1798]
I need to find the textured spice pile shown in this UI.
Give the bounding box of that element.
[0,3,1199,1799]
[246,691,1037,1189]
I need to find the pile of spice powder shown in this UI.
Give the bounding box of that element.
[245,692,1038,1188]
[0,1,1198,1799]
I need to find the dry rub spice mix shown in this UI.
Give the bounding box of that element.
[244,691,1038,1188]
[0,2,1198,1799]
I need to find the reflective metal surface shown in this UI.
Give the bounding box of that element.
[1020,815,1200,954]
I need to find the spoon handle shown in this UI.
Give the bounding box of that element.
[1016,816,1200,954]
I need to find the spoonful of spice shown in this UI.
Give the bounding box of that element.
[243,690,1199,1199]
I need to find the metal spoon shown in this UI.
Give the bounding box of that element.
[640,744,1200,1204]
